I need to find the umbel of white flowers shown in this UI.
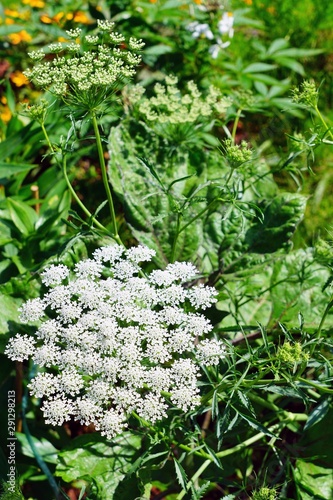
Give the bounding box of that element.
[6,245,226,439]
[24,20,145,109]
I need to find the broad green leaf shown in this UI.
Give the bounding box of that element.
[294,461,333,499]
[269,249,332,327]
[245,193,307,253]
[0,163,36,178]
[297,407,333,467]
[55,432,141,500]
[7,198,38,236]
[16,433,59,464]
[108,125,202,265]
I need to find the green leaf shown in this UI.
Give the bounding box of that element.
[7,198,38,236]
[143,44,173,56]
[231,406,278,438]
[0,293,22,352]
[55,432,142,500]
[0,163,36,179]
[243,63,276,73]
[16,433,59,464]
[267,38,289,55]
[173,458,188,491]
[303,397,331,431]
[294,461,333,499]
[245,193,307,253]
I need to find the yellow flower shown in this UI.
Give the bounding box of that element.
[8,30,32,44]
[10,70,29,87]
[53,12,65,23]
[23,0,45,7]
[0,98,12,123]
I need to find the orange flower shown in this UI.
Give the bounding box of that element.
[73,11,91,24]
[40,14,52,23]
[243,0,252,4]
[8,30,32,44]
[10,70,29,87]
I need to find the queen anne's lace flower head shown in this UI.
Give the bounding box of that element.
[5,245,226,439]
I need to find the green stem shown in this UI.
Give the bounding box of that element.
[41,122,54,152]
[176,423,281,500]
[41,118,111,236]
[178,197,219,236]
[297,376,333,394]
[314,105,333,141]
[62,156,109,233]
[248,393,308,422]
[171,212,181,263]
[90,110,122,245]
[231,108,243,143]
[315,298,333,340]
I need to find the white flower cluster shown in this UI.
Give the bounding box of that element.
[24,22,144,107]
[5,245,226,439]
[132,75,231,125]
[187,11,234,59]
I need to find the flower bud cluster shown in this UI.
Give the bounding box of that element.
[24,21,144,109]
[223,138,252,168]
[5,245,226,439]
[292,80,318,108]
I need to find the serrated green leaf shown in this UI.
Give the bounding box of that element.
[173,458,188,491]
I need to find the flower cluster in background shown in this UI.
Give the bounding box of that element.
[126,75,232,145]
[5,245,226,439]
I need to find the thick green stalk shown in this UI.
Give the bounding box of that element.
[90,110,122,245]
